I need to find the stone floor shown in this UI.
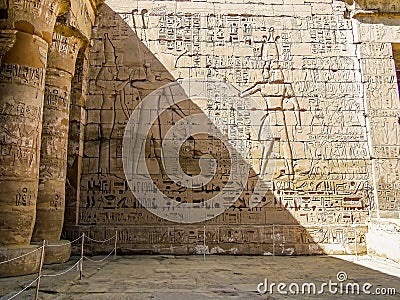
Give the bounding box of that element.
[0,255,399,299]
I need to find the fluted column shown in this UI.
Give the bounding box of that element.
[0,0,68,277]
[31,26,83,262]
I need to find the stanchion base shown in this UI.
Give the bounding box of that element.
[0,245,41,277]
[31,240,71,265]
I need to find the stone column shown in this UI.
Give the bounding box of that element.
[0,0,68,277]
[31,25,84,264]
[65,48,89,226]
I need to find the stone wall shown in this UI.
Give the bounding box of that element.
[0,0,399,271]
[366,218,400,263]
[64,0,399,256]
[353,18,400,219]
[349,2,400,264]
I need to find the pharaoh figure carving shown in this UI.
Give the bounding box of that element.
[129,82,187,178]
[241,28,302,180]
[96,33,119,174]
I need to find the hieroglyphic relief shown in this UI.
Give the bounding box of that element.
[355,30,400,218]
[68,0,391,254]
[240,27,302,180]
[0,0,103,276]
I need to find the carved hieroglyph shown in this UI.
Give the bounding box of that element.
[0,0,69,277]
[0,0,63,246]
[0,0,101,277]
[32,26,84,242]
[355,26,400,219]
[62,0,400,255]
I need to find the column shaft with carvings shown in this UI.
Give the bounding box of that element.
[0,0,67,277]
[65,48,89,226]
[31,26,83,264]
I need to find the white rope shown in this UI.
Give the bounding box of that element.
[270,224,367,227]
[85,234,117,243]
[41,259,81,277]
[6,276,39,300]
[1,232,118,299]
[0,246,44,265]
[84,248,115,263]
[46,235,83,247]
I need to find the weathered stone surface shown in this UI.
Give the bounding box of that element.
[32,27,83,243]
[0,0,399,279]
[0,30,48,245]
[62,0,392,256]
[65,223,367,256]
[31,240,72,265]
[0,245,41,277]
[344,0,400,18]
[44,240,72,264]
[355,27,400,219]
[366,218,400,263]
[65,48,90,226]
[0,0,65,43]
[0,0,98,277]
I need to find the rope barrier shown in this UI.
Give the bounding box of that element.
[6,276,39,300]
[1,225,368,299]
[0,246,44,265]
[1,232,119,300]
[0,234,116,264]
[41,259,81,277]
[85,234,117,243]
[84,247,116,263]
[46,235,83,247]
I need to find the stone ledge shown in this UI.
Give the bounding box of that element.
[44,240,72,265]
[366,218,400,264]
[0,245,41,277]
[31,240,72,265]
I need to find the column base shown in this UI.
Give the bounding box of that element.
[31,240,72,265]
[0,245,42,277]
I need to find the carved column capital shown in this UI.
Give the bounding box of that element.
[0,0,71,44]
[57,0,97,42]
[47,23,86,76]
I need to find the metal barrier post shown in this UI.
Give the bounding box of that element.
[34,240,46,300]
[354,226,358,260]
[114,230,118,260]
[272,224,275,257]
[80,233,85,280]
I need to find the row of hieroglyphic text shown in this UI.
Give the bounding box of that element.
[117,4,354,83]
[64,224,367,255]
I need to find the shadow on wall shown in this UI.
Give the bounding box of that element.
[63,4,361,256]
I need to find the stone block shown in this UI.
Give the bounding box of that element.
[0,245,41,277]
[366,219,400,263]
[31,241,72,265]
